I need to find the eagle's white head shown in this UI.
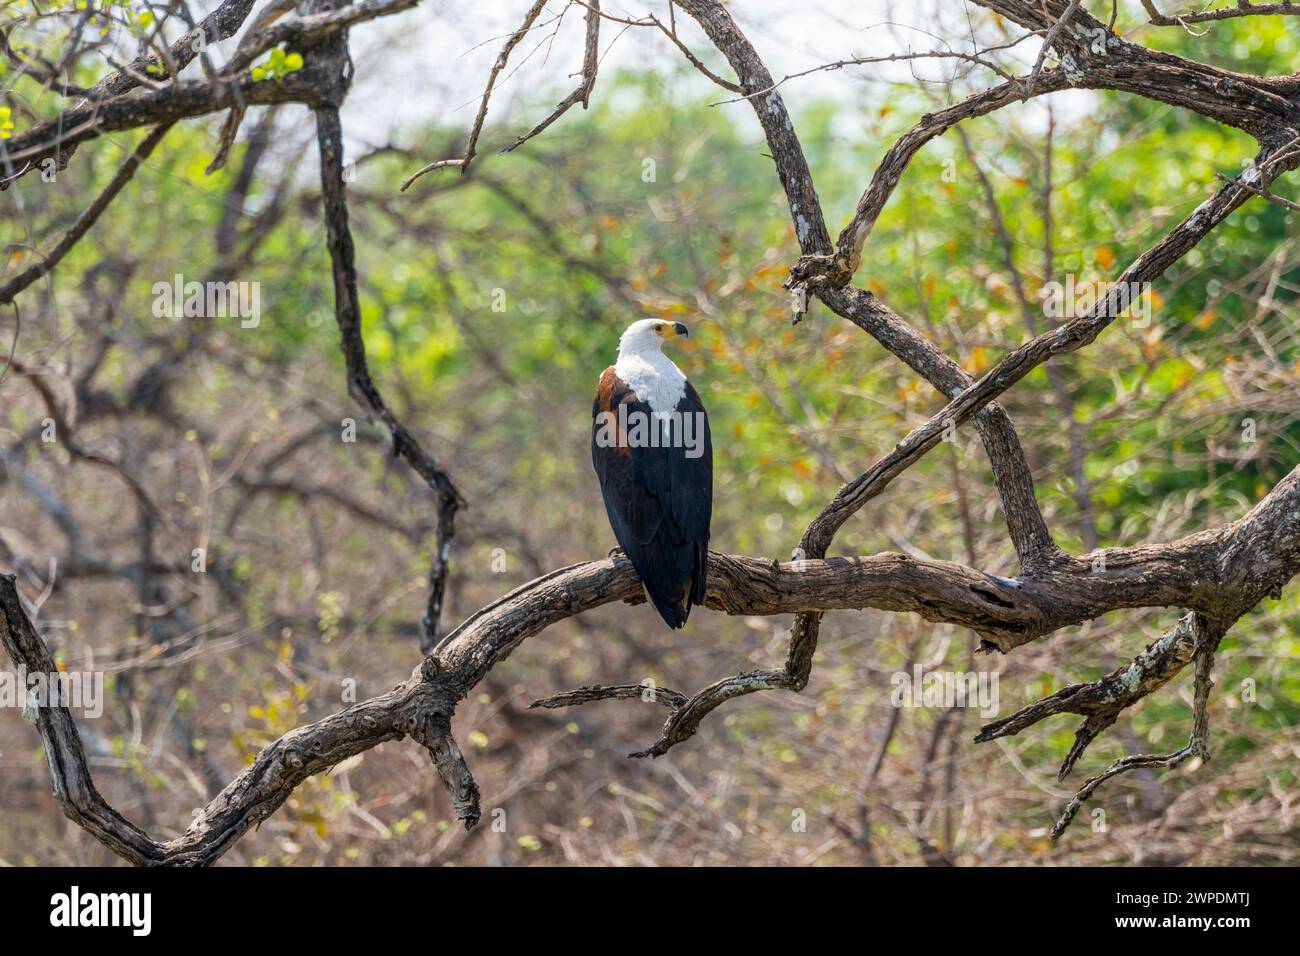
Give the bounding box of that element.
[618,318,689,359]
[614,319,691,412]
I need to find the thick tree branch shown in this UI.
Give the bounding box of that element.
[973,0,1300,140]
[1142,1,1300,26]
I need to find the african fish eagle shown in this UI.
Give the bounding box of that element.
[592,319,713,629]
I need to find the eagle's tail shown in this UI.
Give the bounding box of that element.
[639,580,691,632]
[642,542,708,629]
[647,591,690,630]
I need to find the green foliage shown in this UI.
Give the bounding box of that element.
[251,48,305,82]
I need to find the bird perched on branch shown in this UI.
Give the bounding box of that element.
[592,319,712,629]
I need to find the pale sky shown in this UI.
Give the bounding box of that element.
[337,0,1087,151]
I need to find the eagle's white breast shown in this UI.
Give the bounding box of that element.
[614,351,687,414]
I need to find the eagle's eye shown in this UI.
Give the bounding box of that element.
[654,323,664,331]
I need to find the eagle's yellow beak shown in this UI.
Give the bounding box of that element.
[655,322,689,339]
